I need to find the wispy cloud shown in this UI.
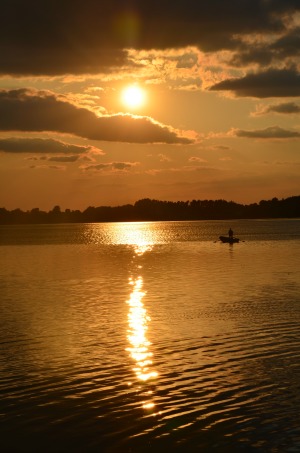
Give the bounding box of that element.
[188,156,208,163]
[47,155,81,162]
[82,161,139,171]
[253,102,300,116]
[29,164,66,171]
[234,126,300,139]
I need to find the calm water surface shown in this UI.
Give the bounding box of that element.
[1,220,300,452]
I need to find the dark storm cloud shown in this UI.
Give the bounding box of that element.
[0,137,93,154]
[210,68,300,97]
[0,89,191,144]
[0,0,299,75]
[235,126,300,138]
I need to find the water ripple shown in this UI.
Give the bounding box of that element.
[1,223,300,451]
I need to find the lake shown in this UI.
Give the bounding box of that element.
[1,219,300,452]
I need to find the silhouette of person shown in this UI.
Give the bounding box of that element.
[228,228,233,238]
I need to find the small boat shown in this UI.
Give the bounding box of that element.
[219,235,239,243]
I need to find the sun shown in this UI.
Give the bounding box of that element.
[122,85,145,109]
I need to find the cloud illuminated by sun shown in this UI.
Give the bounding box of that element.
[122,85,145,109]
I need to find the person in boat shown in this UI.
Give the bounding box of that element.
[228,228,233,238]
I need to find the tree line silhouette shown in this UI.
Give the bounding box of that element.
[0,196,299,224]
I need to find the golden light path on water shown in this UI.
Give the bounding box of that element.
[126,276,158,410]
[85,222,159,409]
[123,227,158,410]
[111,223,156,255]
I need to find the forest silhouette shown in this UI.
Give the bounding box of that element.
[1,196,299,224]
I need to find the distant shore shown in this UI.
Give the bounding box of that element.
[1,196,299,224]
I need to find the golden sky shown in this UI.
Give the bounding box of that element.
[1,0,300,210]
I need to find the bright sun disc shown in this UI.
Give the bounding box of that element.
[122,85,145,108]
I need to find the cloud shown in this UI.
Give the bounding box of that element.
[209,68,300,98]
[0,137,97,154]
[253,102,300,115]
[0,89,192,144]
[29,164,66,171]
[189,157,208,163]
[213,145,231,150]
[234,126,300,139]
[176,52,199,69]
[230,46,274,67]
[270,26,300,59]
[158,154,172,162]
[83,161,138,171]
[0,1,299,75]
[229,27,300,68]
[47,155,81,162]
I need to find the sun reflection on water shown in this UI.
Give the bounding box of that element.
[84,222,157,253]
[113,223,155,255]
[126,276,158,382]
[104,222,159,409]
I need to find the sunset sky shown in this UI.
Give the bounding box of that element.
[1,0,300,210]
